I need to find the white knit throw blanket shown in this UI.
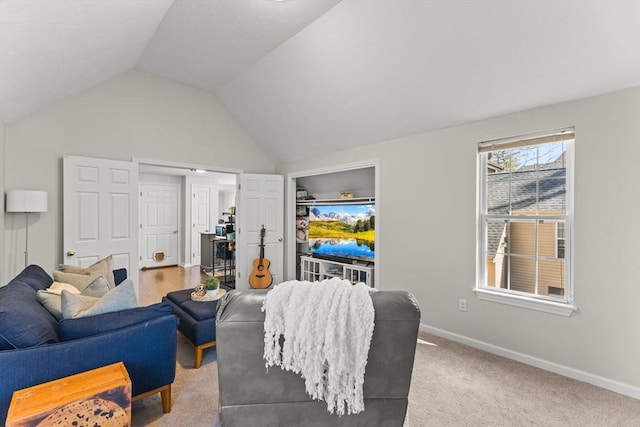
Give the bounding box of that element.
[262,278,376,416]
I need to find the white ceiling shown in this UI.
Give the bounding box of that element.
[1,0,639,164]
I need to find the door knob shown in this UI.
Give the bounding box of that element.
[173,230,178,234]
[67,250,75,256]
[278,237,283,242]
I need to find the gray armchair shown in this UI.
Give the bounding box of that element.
[216,289,420,427]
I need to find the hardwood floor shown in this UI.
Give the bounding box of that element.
[138,265,211,306]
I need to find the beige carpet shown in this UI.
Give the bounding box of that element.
[131,332,640,426]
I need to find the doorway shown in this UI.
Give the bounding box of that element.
[137,161,238,271]
[139,182,179,268]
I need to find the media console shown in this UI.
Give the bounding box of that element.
[300,255,374,287]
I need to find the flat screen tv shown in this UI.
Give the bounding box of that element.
[308,203,375,263]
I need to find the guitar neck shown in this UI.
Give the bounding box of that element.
[259,226,266,261]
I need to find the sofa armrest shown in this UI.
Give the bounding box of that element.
[0,314,177,425]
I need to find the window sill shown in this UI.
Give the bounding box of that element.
[473,288,578,316]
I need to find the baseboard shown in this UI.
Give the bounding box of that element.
[420,324,640,400]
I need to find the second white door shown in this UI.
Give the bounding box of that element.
[140,183,179,268]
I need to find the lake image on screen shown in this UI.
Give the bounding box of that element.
[308,204,375,262]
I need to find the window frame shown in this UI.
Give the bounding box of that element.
[475,128,577,316]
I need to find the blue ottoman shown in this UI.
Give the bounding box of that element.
[163,286,232,368]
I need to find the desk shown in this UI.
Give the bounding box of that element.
[200,233,235,285]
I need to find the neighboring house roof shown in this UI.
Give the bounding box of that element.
[486,167,566,256]
[518,152,566,172]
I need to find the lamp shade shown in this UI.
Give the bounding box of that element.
[6,190,48,213]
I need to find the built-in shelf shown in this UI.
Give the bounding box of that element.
[296,197,375,206]
[300,255,374,287]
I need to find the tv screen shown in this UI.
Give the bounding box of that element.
[308,203,375,263]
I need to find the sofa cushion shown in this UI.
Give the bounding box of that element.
[59,302,174,341]
[10,265,53,292]
[0,281,59,349]
[58,255,116,288]
[61,279,137,319]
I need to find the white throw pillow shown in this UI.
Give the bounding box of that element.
[47,282,82,295]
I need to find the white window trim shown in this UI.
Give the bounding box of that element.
[476,127,576,316]
[474,288,577,316]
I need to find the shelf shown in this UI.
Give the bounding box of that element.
[296,197,375,206]
[299,255,374,287]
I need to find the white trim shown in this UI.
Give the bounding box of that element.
[286,159,378,179]
[474,288,577,316]
[132,157,242,175]
[420,324,640,400]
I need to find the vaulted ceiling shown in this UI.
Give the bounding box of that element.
[1,1,639,164]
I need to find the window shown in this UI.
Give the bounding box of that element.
[476,129,575,315]
[556,222,565,259]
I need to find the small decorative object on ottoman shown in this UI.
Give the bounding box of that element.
[163,284,232,368]
[190,276,226,302]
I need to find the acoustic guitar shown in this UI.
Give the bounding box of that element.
[248,225,273,289]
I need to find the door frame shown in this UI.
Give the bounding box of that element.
[133,158,241,270]
[285,159,379,287]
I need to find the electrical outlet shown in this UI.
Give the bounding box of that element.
[459,298,467,312]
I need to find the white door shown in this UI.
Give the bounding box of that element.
[139,183,179,268]
[236,173,284,290]
[63,156,138,283]
[191,184,211,266]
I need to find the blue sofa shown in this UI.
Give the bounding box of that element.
[0,265,178,425]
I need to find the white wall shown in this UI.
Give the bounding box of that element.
[0,120,5,284]
[277,86,640,396]
[218,188,236,221]
[3,70,274,282]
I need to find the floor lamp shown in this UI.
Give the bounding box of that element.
[6,190,48,267]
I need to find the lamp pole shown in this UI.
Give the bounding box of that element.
[24,211,30,267]
[5,190,48,269]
